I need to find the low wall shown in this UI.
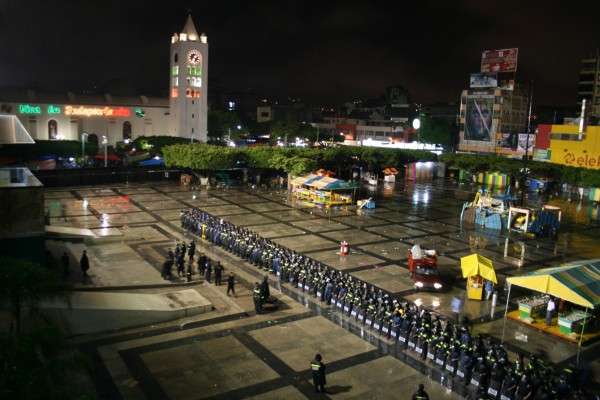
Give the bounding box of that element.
[40,289,212,334]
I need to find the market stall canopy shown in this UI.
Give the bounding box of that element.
[461,254,497,283]
[290,174,321,186]
[139,157,164,166]
[290,174,359,190]
[506,260,600,309]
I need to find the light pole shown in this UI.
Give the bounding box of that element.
[412,118,421,148]
[102,135,108,168]
[81,132,88,158]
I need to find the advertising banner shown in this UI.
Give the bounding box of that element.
[497,133,536,153]
[481,48,518,73]
[465,93,494,141]
[470,73,498,88]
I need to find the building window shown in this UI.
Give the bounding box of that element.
[48,119,57,140]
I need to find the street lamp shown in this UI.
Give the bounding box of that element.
[412,118,421,148]
[81,132,88,158]
[102,135,108,168]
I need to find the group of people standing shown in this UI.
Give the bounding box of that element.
[60,249,89,283]
[179,207,589,399]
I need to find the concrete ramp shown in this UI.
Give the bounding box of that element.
[46,225,98,238]
[41,289,212,334]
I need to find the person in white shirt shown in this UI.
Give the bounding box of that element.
[546,297,556,326]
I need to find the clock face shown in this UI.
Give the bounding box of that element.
[188,50,201,65]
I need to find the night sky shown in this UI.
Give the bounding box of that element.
[1,0,598,108]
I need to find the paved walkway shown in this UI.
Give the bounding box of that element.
[44,180,600,399]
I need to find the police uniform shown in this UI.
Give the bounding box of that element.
[310,354,326,393]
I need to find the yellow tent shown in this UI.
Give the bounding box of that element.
[461,254,497,284]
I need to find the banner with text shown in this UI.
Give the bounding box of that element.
[481,48,518,73]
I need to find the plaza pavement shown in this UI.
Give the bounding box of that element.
[43,180,600,399]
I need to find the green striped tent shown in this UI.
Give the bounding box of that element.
[506,260,600,308]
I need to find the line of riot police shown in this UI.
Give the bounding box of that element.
[180,208,591,400]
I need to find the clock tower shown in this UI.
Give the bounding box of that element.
[169,15,208,142]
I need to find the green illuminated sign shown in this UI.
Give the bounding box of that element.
[19,104,42,114]
[18,104,61,114]
[47,105,61,114]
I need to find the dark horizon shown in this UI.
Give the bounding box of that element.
[0,0,598,109]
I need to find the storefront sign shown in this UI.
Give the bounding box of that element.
[64,106,130,117]
[18,104,62,114]
[564,152,600,168]
[19,104,42,114]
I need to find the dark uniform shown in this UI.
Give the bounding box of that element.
[310,354,326,393]
[253,282,263,315]
[411,384,429,400]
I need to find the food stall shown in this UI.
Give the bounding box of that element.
[290,173,359,208]
[505,259,600,345]
[517,296,548,319]
[558,310,588,335]
[460,254,497,300]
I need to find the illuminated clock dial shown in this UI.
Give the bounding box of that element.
[188,50,201,65]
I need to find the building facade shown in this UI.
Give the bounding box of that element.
[577,54,600,123]
[457,85,530,155]
[0,15,207,148]
[535,123,600,170]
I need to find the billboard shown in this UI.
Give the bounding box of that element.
[481,48,518,73]
[465,93,494,141]
[470,73,498,88]
[497,133,536,153]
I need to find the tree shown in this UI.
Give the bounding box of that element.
[418,116,453,148]
[208,110,243,143]
[0,256,72,337]
[0,256,92,399]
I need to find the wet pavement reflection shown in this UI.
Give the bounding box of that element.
[45,179,600,399]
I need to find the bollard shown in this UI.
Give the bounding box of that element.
[492,291,498,307]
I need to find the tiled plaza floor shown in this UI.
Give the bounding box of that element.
[44,180,600,399]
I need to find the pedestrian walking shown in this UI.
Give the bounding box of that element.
[451,296,462,324]
[188,240,196,261]
[484,279,494,300]
[310,353,327,393]
[61,252,70,279]
[227,272,237,297]
[215,261,223,285]
[186,258,193,282]
[546,297,556,326]
[205,258,212,283]
[80,250,90,282]
[176,250,185,277]
[197,252,207,276]
[253,281,262,315]
[411,383,429,400]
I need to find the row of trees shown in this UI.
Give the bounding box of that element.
[161,143,600,188]
[162,144,436,178]
[2,136,599,187]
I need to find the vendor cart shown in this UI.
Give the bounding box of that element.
[461,254,497,301]
[467,275,484,300]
